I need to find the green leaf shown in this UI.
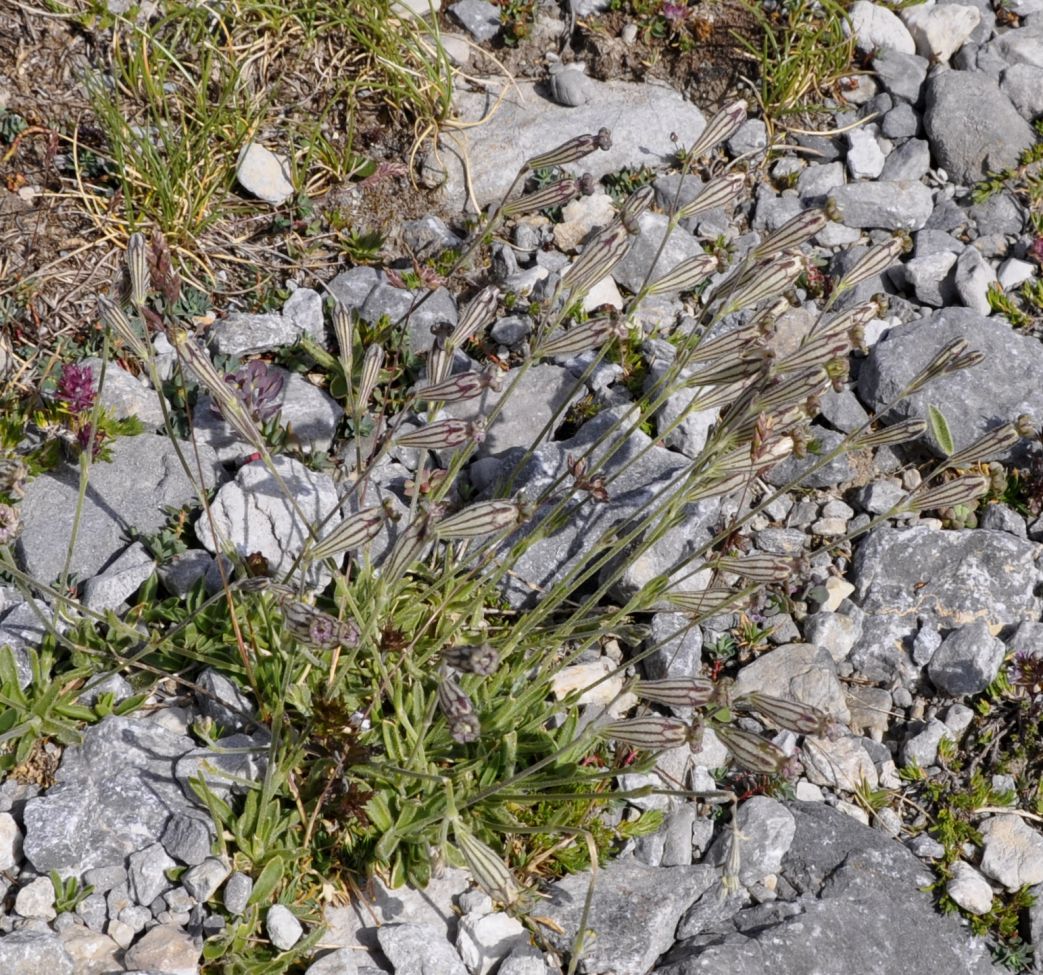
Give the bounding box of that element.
[247,855,285,906]
[928,404,954,457]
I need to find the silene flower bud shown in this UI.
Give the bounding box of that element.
[127,231,150,308]
[454,823,520,907]
[438,671,474,716]
[942,423,1020,469]
[753,208,828,261]
[677,171,746,221]
[414,370,489,404]
[720,254,805,315]
[395,418,486,449]
[559,222,631,296]
[597,715,691,750]
[503,178,581,217]
[903,474,990,514]
[685,100,747,161]
[663,587,741,616]
[619,184,655,232]
[452,286,500,347]
[523,128,612,171]
[281,599,360,649]
[434,500,525,539]
[712,553,797,583]
[714,723,789,774]
[732,691,830,736]
[98,294,150,362]
[443,642,500,676]
[633,678,716,709]
[305,506,385,562]
[538,316,626,358]
[851,417,928,450]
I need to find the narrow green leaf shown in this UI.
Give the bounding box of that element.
[928,404,954,457]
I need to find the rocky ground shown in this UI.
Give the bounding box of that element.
[5,0,1043,973]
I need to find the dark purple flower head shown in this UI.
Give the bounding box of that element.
[213,359,284,425]
[663,1,688,23]
[57,363,97,415]
[1029,236,1043,267]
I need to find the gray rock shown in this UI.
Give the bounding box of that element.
[1000,63,1043,121]
[305,947,360,975]
[733,642,850,725]
[128,842,176,906]
[979,503,1027,538]
[643,612,703,682]
[208,312,289,357]
[928,618,1006,696]
[796,162,845,205]
[82,865,126,893]
[175,731,268,801]
[642,339,718,458]
[59,928,121,975]
[852,525,1042,634]
[901,3,981,62]
[969,191,1024,237]
[377,922,468,975]
[709,796,795,887]
[540,857,716,975]
[15,435,222,587]
[611,211,704,296]
[195,455,338,592]
[727,119,767,157]
[427,78,705,211]
[499,944,548,975]
[828,180,934,230]
[402,215,463,260]
[182,858,229,903]
[442,364,581,457]
[456,911,527,974]
[659,802,996,975]
[923,70,1036,184]
[80,541,154,612]
[901,717,956,766]
[157,549,217,596]
[846,126,886,180]
[882,102,919,139]
[22,716,199,876]
[761,427,853,489]
[223,871,253,915]
[953,247,997,315]
[913,622,945,666]
[121,923,201,974]
[858,307,1043,459]
[282,288,325,345]
[917,228,966,259]
[0,931,74,975]
[327,266,381,314]
[361,282,458,357]
[846,1,916,53]
[980,814,1043,890]
[752,187,803,232]
[267,904,304,950]
[984,19,1043,69]
[819,386,869,433]
[872,48,929,102]
[897,251,958,307]
[803,611,861,663]
[547,63,592,107]
[484,406,720,608]
[449,0,500,42]
[14,876,57,919]
[158,813,213,863]
[490,315,531,347]
[236,143,293,205]
[322,867,470,955]
[76,672,133,708]
[81,356,165,428]
[195,667,255,733]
